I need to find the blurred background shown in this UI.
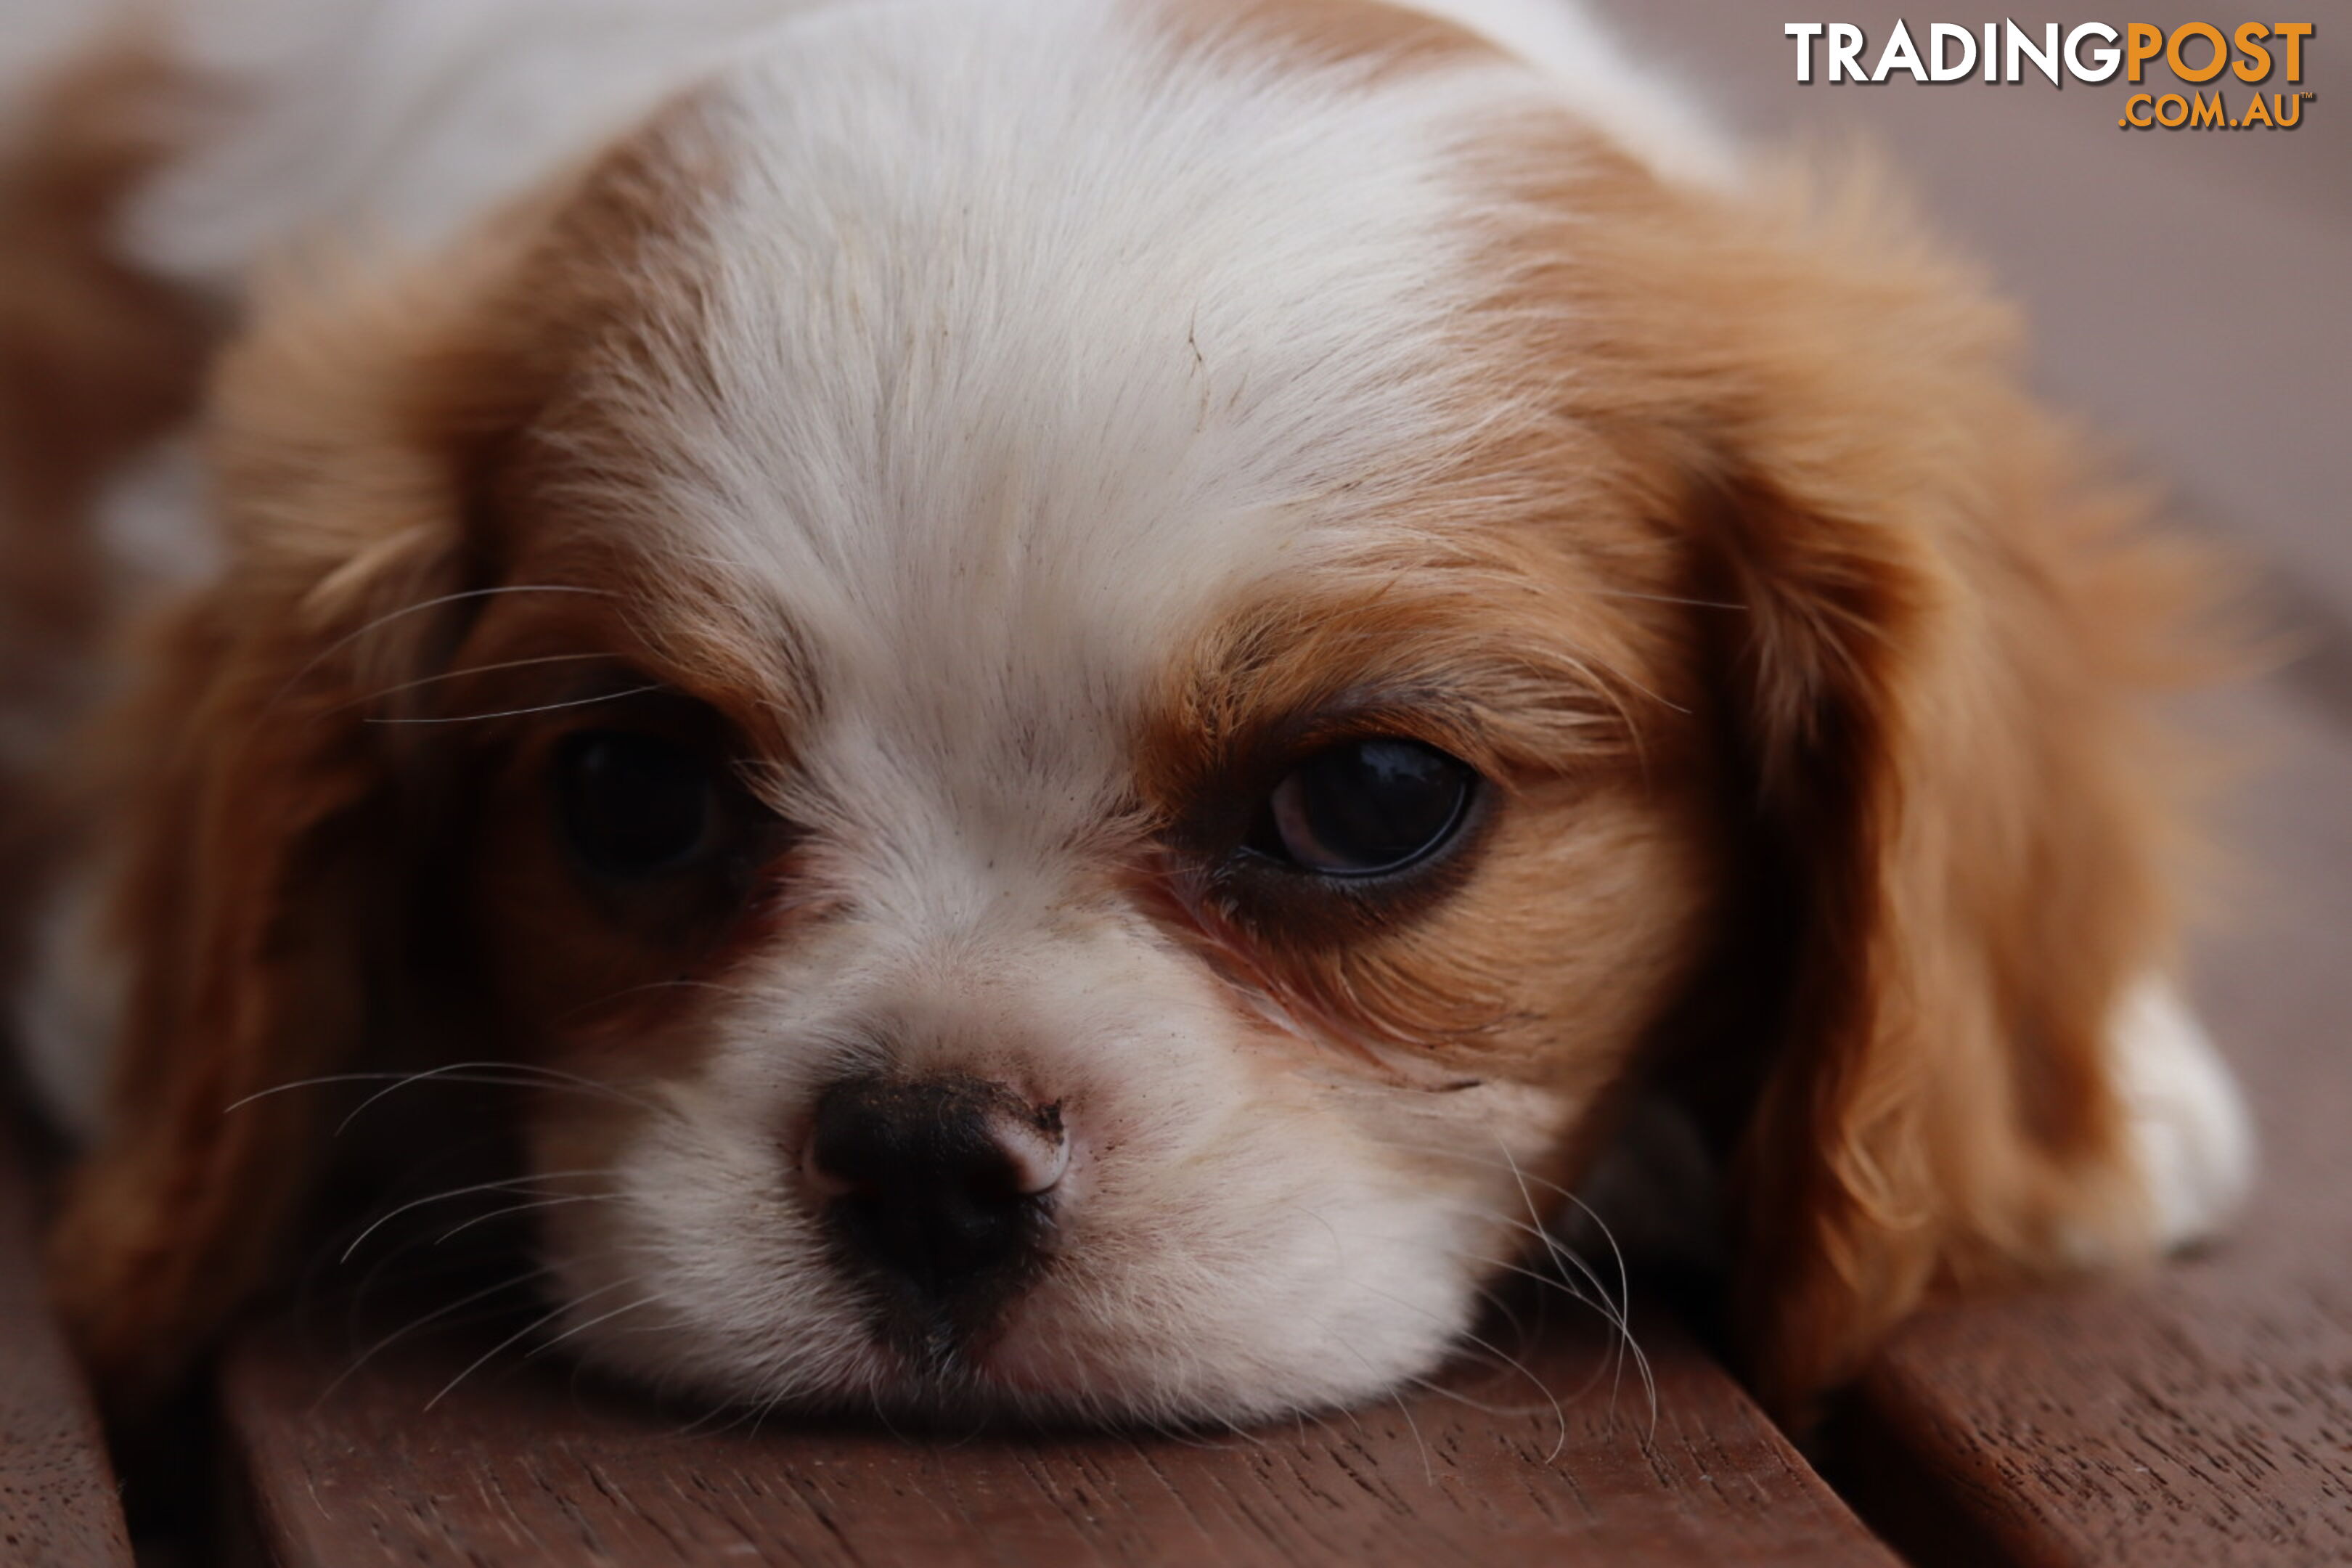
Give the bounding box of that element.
[1612,1,2346,633]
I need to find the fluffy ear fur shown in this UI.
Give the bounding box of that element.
[41,99,716,1413]
[1673,169,2218,1421]
[41,254,501,1412]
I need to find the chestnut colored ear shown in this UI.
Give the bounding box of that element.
[41,98,718,1414]
[1691,250,2219,1423]
[44,583,429,1409]
[41,264,494,1415]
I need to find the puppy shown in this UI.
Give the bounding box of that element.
[0,0,2254,1426]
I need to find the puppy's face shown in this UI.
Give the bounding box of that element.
[463,557,1707,1420]
[433,7,1715,1420]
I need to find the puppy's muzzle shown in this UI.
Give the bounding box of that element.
[805,1074,1066,1347]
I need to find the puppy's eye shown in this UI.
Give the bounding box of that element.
[1251,738,1477,876]
[555,730,721,877]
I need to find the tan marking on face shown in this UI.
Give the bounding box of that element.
[1133,556,1715,1083]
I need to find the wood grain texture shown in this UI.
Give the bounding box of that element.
[1832,681,2352,1567]
[0,1129,132,1568]
[220,1302,1895,1567]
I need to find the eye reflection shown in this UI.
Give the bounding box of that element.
[1249,737,1477,877]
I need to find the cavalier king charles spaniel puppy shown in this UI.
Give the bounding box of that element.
[1,0,2253,1426]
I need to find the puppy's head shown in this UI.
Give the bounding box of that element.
[52,0,2198,1423]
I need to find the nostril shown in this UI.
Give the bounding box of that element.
[995,1101,1069,1196]
[803,1074,1064,1307]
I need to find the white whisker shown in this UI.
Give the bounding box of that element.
[433,1192,612,1246]
[522,1291,664,1362]
[226,1062,666,1122]
[424,1276,634,1411]
[1498,1144,1656,1435]
[330,651,621,715]
[317,1265,556,1410]
[364,684,662,725]
[269,584,616,709]
[339,1169,613,1263]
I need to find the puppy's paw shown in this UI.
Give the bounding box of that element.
[2115,979,2256,1250]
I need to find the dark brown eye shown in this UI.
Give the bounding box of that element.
[555,730,721,878]
[1249,737,1477,877]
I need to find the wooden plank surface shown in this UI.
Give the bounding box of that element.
[1830,683,2352,1567]
[0,1126,133,1568]
[220,1298,1896,1567]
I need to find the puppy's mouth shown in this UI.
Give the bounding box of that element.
[801,1073,1069,1388]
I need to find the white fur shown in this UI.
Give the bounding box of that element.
[1404,0,1731,183]
[97,436,218,589]
[114,0,1728,300]
[15,860,121,1145]
[122,0,821,293]
[2115,979,2256,1248]
[550,919,1551,1418]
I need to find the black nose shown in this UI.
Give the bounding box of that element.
[807,1075,1064,1316]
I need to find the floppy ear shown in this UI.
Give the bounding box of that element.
[1667,173,2221,1422]
[41,264,497,1413]
[43,101,719,1413]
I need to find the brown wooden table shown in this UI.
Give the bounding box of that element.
[0,1131,130,1568]
[216,1297,1892,1566]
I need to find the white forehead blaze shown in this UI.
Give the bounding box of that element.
[589,0,1570,907]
